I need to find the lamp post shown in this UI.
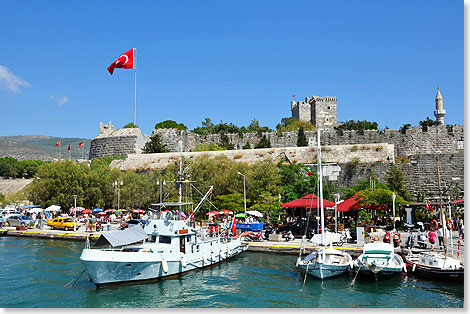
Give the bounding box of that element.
[237,172,246,213]
[334,193,339,233]
[73,195,77,232]
[392,192,396,230]
[156,179,166,204]
[114,180,123,212]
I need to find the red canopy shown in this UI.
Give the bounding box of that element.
[281,194,335,209]
[132,209,145,213]
[219,210,233,215]
[451,198,464,204]
[337,196,362,212]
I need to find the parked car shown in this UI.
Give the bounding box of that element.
[1,209,19,218]
[47,217,79,231]
[276,219,319,238]
[120,219,147,230]
[6,215,33,227]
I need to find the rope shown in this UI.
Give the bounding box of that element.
[350,261,361,287]
[300,262,309,291]
[64,269,86,288]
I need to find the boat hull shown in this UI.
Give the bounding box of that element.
[405,257,464,283]
[299,262,350,280]
[81,240,245,287]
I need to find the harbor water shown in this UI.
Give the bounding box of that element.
[0,237,463,308]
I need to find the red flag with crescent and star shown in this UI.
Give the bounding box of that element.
[78,142,84,148]
[54,140,60,147]
[107,48,134,75]
[425,200,434,212]
[67,144,71,151]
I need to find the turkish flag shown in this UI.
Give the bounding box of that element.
[307,167,311,176]
[107,48,134,75]
[54,140,60,147]
[425,200,434,212]
[293,95,296,98]
[67,144,71,151]
[78,141,84,147]
[231,216,237,236]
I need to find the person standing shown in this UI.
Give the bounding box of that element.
[437,225,444,249]
[461,222,464,241]
[428,229,437,251]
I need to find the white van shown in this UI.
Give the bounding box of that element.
[0,209,18,218]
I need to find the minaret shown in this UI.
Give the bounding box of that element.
[434,85,446,125]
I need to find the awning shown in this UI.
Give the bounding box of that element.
[45,205,61,212]
[337,196,362,212]
[451,199,464,205]
[246,210,263,217]
[94,225,148,247]
[281,194,335,209]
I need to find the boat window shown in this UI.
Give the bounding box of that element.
[159,236,172,244]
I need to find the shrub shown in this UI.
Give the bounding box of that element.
[351,145,359,152]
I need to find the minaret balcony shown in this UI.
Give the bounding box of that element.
[434,109,446,116]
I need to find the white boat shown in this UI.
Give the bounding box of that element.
[296,245,353,279]
[295,129,352,280]
[353,242,404,279]
[80,150,247,287]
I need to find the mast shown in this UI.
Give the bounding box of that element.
[437,156,447,258]
[178,140,183,220]
[317,129,324,245]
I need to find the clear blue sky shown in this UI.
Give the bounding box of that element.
[0,0,463,139]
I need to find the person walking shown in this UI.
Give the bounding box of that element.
[437,225,444,249]
[428,229,437,251]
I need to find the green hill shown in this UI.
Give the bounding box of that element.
[0,136,90,161]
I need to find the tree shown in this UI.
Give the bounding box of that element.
[399,123,411,134]
[219,133,235,150]
[385,166,411,201]
[122,122,138,129]
[255,135,271,149]
[278,164,317,202]
[297,126,308,147]
[212,193,248,213]
[419,117,441,131]
[248,161,281,201]
[341,173,388,198]
[154,120,187,130]
[334,120,379,135]
[242,141,251,149]
[142,133,169,154]
[355,188,408,217]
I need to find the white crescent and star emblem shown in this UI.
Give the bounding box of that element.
[115,54,129,65]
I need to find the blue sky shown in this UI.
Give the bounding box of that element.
[0,1,463,139]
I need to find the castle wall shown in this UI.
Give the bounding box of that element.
[88,136,138,159]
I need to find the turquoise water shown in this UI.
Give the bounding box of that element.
[0,237,464,308]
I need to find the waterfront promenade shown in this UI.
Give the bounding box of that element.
[0,225,464,264]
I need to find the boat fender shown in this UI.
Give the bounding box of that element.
[211,252,217,261]
[295,257,301,267]
[430,220,438,231]
[180,256,187,268]
[202,255,207,265]
[161,257,169,273]
[412,263,416,272]
[226,247,230,256]
[220,250,225,260]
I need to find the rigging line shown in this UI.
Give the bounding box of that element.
[190,183,220,210]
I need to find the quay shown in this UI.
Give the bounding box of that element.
[0,226,464,264]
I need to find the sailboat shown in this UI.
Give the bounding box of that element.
[404,156,464,283]
[80,149,247,287]
[296,129,353,280]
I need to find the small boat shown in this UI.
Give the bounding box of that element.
[353,242,404,279]
[404,252,463,283]
[296,245,353,280]
[295,129,352,280]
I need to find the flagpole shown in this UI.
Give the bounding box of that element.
[134,48,137,126]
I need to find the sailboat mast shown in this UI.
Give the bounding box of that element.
[178,141,183,220]
[317,130,324,245]
[437,156,447,258]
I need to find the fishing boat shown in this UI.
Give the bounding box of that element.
[353,242,404,279]
[80,151,247,287]
[296,129,352,280]
[404,156,464,283]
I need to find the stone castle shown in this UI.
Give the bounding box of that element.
[88,88,463,201]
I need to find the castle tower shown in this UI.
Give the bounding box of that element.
[311,96,337,128]
[434,86,446,124]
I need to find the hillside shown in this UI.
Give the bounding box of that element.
[0,136,90,161]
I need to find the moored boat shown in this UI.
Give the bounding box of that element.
[404,252,463,283]
[353,242,404,279]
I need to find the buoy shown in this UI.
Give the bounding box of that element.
[161,258,169,273]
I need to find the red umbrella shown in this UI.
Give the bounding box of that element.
[132,209,145,213]
[219,210,233,215]
[98,211,107,215]
[105,208,116,213]
[206,211,220,215]
[337,196,362,212]
[82,209,92,214]
[71,207,85,212]
[281,194,335,209]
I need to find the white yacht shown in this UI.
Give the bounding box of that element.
[353,242,404,279]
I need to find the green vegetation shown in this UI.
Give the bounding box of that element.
[192,143,224,152]
[154,120,188,130]
[191,118,272,136]
[0,157,45,179]
[419,117,441,131]
[142,133,169,154]
[276,118,315,133]
[122,122,139,129]
[254,135,271,149]
[399,123,411,134]
[334,120,379,135]
[296,126,308,147]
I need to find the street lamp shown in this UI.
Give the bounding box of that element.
[392,192,396,230]
[334,193,339,233]
[237,172,246,213]
[114,180,123,211]
[73,195,77,232]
